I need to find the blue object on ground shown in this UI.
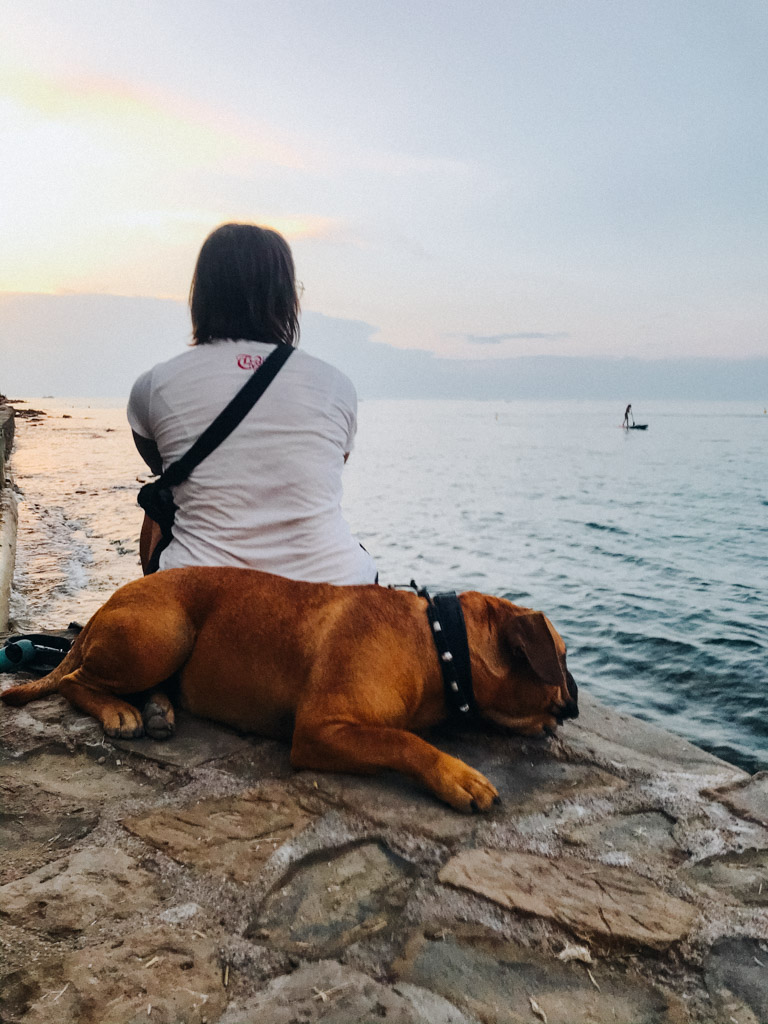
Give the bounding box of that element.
[0,639,37,671]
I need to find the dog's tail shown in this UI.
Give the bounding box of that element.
[1,669,64,706]
[0,625,88,707]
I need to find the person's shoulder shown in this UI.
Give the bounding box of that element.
[135,346,197,376]
[140,344,224,385]
[291,348,356,394]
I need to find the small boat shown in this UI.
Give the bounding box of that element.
[626,423,648,430]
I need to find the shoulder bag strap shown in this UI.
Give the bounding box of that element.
[157,343,293,489]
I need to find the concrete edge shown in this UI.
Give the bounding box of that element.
[0,474,18,630]
[564,691,749,780]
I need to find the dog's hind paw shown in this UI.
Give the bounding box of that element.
[142,696,175,740]
[103,706,145,739]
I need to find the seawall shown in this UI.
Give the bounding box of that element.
[0,403,17,629]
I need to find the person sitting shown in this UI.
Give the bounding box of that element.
[127,222,377,585]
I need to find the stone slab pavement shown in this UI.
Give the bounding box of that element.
[1,672,767,1024]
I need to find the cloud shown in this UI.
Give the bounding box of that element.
[99,209,341,243]
[0,65,306,172]
[0,66,475,183]
[458,331,570,345]
[0,65,354,295]
[2,295,764,401]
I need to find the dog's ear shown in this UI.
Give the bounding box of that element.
[504,611,566,689]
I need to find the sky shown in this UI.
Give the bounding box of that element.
[1,0,767,372]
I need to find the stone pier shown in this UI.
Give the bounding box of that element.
[0,401,17,629]
[1,674,766,1023]
[0,405,766,1022]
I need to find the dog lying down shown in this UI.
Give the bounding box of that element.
[1,567,578,812]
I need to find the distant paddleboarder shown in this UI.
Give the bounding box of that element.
[622,404,648,430]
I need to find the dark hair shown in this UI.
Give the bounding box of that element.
[189,223,300,346]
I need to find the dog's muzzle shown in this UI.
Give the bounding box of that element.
[555,671,579,723]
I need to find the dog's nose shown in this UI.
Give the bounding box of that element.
[557,671,579,721]
[559,697,579,721]
[566,671,578,703]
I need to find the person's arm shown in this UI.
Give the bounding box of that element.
[139,513,163,574]
[127,370,161,474]
[128,372,167,573]
[132,431,164,573]
[337,372,357,467]
[132,431,163,476]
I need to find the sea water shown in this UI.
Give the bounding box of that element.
[9,397,767,774]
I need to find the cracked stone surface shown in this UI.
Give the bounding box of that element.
[296,771,484,842]
[562,810,685,868]
[0,688,104,754]
[439,848,698,948]
[0,748,160,886]
[218,960,479,1023]
[706,772,768,828]
[298,740,625,841]
[0,802,99,886]
[562,693,750,779]
[394,933,689,1024]
[250,840,416,956]
[704,937,768,1022]
[122,784,316,883]
[680,848,768,906]
[113,710,257,767]
[434,731,627,813]
[0,848,161,937]
[1,668,767,1024]
[0,747,154,802]
[5,923,225,1024]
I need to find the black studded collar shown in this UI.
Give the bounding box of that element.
[404,582,481,728]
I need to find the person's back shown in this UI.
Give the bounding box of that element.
[128,223,376,585]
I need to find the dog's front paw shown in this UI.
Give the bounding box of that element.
[432,755,500,814]
[103,706,144,739]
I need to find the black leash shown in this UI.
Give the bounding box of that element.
[394,580,481,727]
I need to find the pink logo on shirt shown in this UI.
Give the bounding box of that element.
[237,354,264,371]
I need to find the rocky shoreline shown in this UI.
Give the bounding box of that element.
[0,400,18,631]
[2,662,767,1023]
[1,401,767,1023]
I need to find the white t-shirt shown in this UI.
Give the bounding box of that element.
[127,340,377,585]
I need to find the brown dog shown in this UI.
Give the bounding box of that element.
[1,567,578,812]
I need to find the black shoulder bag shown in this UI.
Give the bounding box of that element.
[137,344,293,574]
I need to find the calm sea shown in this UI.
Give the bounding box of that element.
[9,397,767,774]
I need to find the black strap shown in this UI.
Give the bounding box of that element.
[157,343,293,490]
[408,582,481,727]
[140,344,293,575]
